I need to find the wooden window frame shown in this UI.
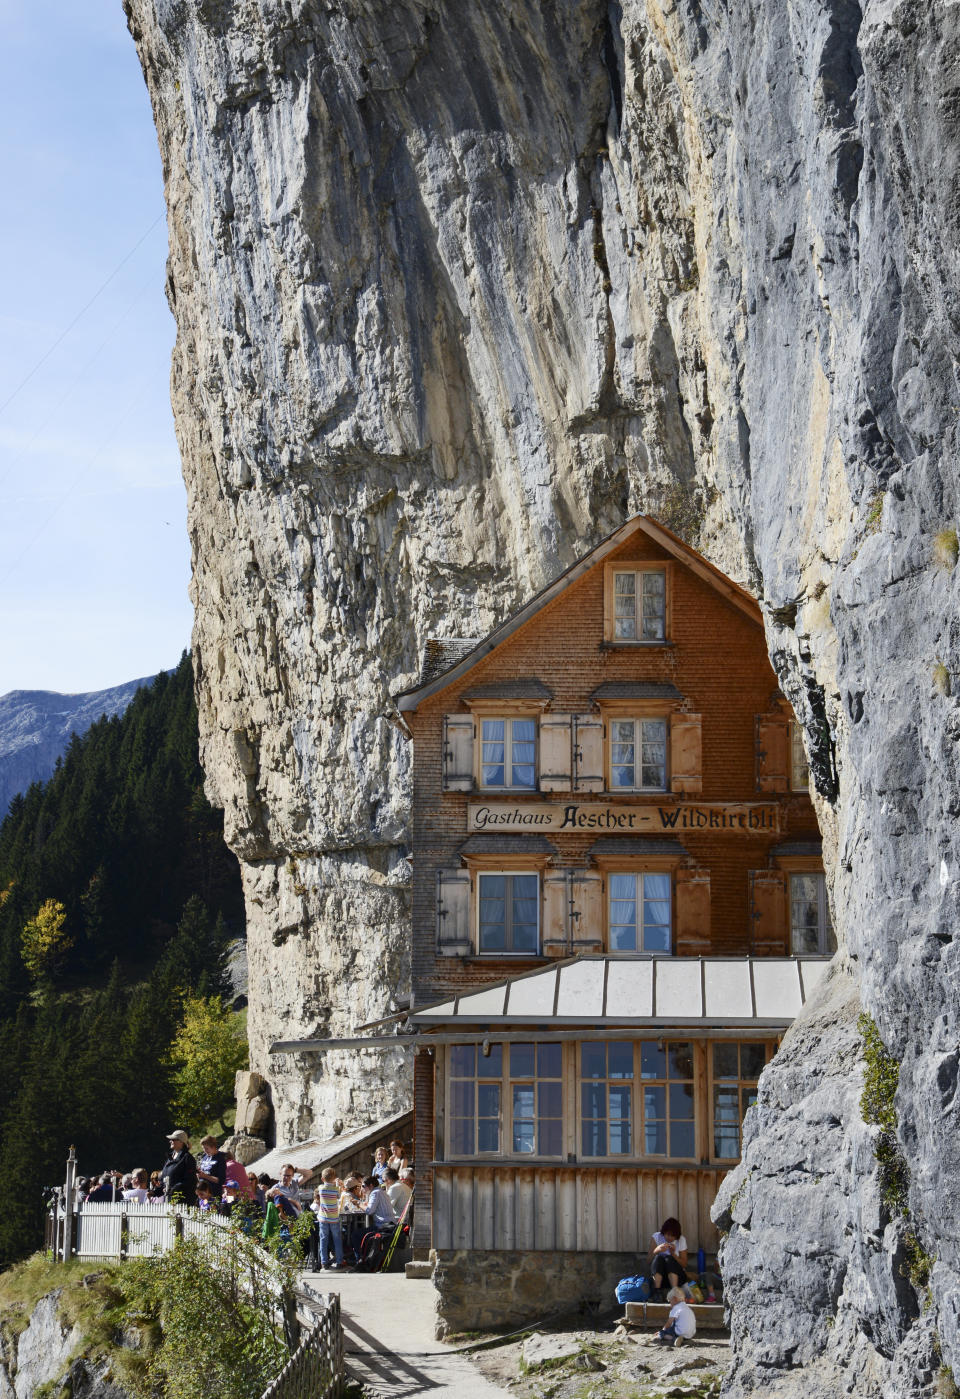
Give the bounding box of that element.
[437,1038,778,1167]
[707,1040,776,1164]
[773,854,834,955]
[476,714,539,792]
[441,1041,565,1163]
[475,869,542,957]
[462,700,546,791]
[606,713,670,792]
[579,1039,697,1164]
[590,851,682,955]
[603,561,672,645]
[787,870,833,955]
[606,870,674,954]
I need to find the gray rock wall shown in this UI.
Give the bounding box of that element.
[125,0,960,1390]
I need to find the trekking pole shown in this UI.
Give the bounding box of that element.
[381,1194,413,1273]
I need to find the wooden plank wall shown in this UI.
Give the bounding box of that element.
[432,1165,726,1254]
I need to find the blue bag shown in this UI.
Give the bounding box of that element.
[615,1275,651,1304]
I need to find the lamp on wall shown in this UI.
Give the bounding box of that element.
[482,1038,491,1057]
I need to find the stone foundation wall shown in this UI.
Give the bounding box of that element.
[433,1249,641,1336]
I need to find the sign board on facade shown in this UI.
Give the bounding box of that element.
[467,800,780,835]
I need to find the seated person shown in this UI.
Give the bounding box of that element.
[654,1289,697,1347]
[384,1168,412,1216]
[648,1217,689,1293]
[361,1175,396,1228]
[372,1147,390,1184]
[266,1164,303,1215]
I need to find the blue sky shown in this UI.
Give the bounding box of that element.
[0,1,192,696]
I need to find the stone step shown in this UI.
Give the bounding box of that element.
[405,1260,434,1279]
[624,1302,726,1330]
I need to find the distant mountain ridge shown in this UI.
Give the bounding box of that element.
[0,674,161,815]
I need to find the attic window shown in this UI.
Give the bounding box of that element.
[604,565,668,643]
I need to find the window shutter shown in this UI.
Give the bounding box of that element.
[442,714,474,791]
[670,713,702,794]
[542,872,569,957]
[749,869,787,955]
[539,714,573,792]
[755,715,789,793]
[436,869,472,956]
[573,715,604,792]
[675,867,711,955]
[571,871,603,950]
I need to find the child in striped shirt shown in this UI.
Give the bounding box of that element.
[312,1167,344,1269]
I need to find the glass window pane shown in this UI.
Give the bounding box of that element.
[608,1042,634,1079]
[582,1083,606,1118]
[610,923,638,952]
[539,1119,562,1156]
[669,1082,695,1120]
[668,1043,694,1079]
[450,1081,475,1117]
[643,1120,666,1155]
[486,1044,503,1075]
[581,1044,606,1079]
[741,1087,759,1117]
[641,571,666,640]
[713,1086,739,1123]
[510,1043,536,1078]
[582,1121,606,1156]
[713,1043,739,1079]
[513,1122,535,1154]
[513,1085,535,1119]
[478,1083,500,1116]
[477,1119,500,1153]
[609,1119,631,1154]
[670,1121,695,1157]
[714,1124,740,1158]
[450,1045,475,1077]
[643,925,671,953]
[643,1085,666,1118]
[539,1081,562,1117]
[449,1118,473,1155]
[741,1043,767,1080]
[538,1043,562,1078]
[640,1042,665,1080]
[479,921,506,952]
[609,1084,632,1119]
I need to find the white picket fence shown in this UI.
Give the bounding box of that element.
[55,1199,233,1262]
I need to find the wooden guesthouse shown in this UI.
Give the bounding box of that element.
[392,515,833,1327]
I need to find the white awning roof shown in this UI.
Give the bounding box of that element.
[409,955,830,1029]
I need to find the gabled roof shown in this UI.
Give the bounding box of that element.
[396,515,760,713]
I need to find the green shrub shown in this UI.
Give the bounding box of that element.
[933,529,959,571]
[859,1013,908,1214]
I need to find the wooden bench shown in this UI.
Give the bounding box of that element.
[623,1301,727,1331]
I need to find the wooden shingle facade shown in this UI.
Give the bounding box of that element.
[396,517,832,1273]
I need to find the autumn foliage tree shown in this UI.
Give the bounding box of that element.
[168,993,249,1134]
[21,899,72,979]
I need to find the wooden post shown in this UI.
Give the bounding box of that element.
[62,1146,77,1262]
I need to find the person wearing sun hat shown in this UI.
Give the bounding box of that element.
[160,1129,197,1206]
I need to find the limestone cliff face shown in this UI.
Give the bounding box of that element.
[126,0,959,1391]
